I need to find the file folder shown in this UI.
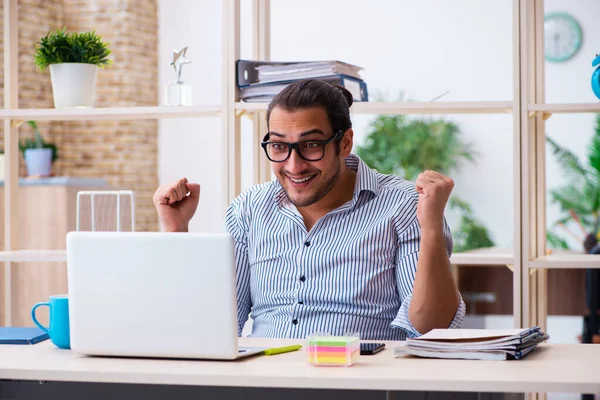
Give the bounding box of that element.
[0,327,49,345]
[393,326,549,361]
[236,60,363,87]
[240,74,368,102]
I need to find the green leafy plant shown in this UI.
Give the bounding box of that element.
[546,114,600,250]
[33,27,112,71]
[448,197,495,252]
[19,121,58,162]
[356,114,476,178]
[355,95,495,252]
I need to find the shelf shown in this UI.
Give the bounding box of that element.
[0,106,221,121]
[236,101,514,115]
[450,252,514,266]
[0,250,66,262]
[528,103,600,113]
[529,254,600,269]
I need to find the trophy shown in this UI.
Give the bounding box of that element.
[165,46,192,106]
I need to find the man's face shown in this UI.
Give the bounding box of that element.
[267,106,351,208]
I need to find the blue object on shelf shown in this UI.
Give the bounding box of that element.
[0,327,49,344]
[592,54,600,100]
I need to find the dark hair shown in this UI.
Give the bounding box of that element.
[266,79,353,135]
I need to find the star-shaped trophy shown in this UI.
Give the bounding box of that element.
[165,46,192,106]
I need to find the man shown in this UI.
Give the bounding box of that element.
[153,79,465,340]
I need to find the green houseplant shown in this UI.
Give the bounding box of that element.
[546,114,600,251]
[19,121,58,177]
[355,99,495,252]
[34,27,111,108]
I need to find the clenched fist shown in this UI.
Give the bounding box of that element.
[152,177,201,232]
[415,171,454,232]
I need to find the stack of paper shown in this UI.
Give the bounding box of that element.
[394,326,549,361]
[240,75,367,103]
[235,60,369,103]
[256,61,362,83]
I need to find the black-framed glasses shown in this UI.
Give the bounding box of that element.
[261,130,344,162]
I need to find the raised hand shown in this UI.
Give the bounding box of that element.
[415,171,454,232]
[152,177,201,232]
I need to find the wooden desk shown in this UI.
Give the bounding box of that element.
[0,338,599,400]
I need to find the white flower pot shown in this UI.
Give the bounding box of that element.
[24,148,53,177]
[49,63,98,108]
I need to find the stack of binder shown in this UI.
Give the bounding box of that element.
[236,60,368,103]
[393,326,549,361]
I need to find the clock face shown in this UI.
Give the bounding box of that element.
[544,12,583,63]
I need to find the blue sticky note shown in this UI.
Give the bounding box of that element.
[0,327,49,344]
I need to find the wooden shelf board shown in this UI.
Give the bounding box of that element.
[528,103,600,113]
[0,250,66,263]
[236,101,514,115]
[529,254,600,269]
[0,106,221,121]
[450,252,514,266]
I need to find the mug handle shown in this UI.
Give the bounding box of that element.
[31,302,50,334]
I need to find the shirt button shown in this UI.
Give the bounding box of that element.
[292,319,298,325]
[300,275,306,282]
[298,300,304,305]
[304,241,310,247]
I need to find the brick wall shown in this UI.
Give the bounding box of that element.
[0,0,159,231]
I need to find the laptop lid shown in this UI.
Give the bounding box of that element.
[66,231,239,359]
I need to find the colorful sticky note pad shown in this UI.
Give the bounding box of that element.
[306,333,360,367]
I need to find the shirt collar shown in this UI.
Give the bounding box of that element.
[274,153,380,209]
[347,153,380,202]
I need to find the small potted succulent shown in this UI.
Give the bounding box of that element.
[33,27,112,108]
[19,121,58,177]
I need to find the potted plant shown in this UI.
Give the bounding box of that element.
[19,121,58,177]
[33,27,112,108]
[546,114,600,251]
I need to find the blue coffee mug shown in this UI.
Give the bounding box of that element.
[31,294,70,349]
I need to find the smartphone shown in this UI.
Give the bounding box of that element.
[359,342,385,355]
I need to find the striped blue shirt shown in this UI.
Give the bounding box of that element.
[225,153,465,340]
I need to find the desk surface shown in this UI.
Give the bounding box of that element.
[0,338,599,394]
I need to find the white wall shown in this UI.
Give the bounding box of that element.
[157,0,224,232]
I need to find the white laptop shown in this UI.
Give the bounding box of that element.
[66,231,266,360]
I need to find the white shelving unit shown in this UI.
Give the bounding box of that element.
[2,0,599,334]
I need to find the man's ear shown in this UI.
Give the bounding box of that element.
[341,129,354,157]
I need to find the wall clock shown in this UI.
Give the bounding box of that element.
[544,12,583,63]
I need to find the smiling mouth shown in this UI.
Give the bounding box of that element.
[287,174,317,184]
